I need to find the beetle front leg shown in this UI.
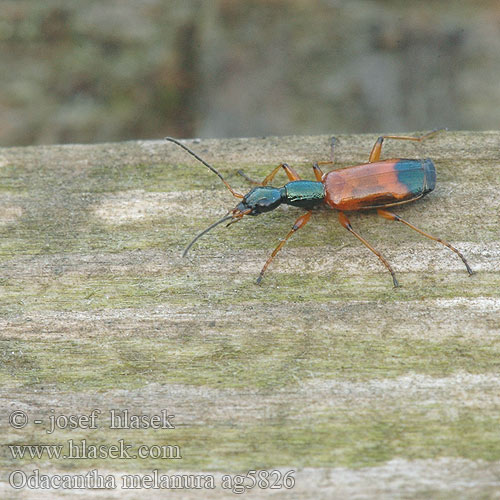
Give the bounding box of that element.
[236,170,261,185]
[238,163,301,186]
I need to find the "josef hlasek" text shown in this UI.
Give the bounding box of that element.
[47,409,175,434]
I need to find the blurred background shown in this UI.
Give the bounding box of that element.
[1,0,500,147]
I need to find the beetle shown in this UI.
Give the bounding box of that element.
[165,131,473,286]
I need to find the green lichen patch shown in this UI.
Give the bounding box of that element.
[2,332,499,393]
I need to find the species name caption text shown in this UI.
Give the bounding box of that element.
[6,409,296,492]
[8,469,296,492]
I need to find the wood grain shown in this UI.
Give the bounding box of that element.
[1,132,499,498]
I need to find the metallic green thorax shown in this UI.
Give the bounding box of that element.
[283,180,325,209]
[235,181,325,216]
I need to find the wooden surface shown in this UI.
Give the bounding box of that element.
[1,132,499,499]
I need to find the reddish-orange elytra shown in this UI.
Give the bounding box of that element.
[165,131,473,287]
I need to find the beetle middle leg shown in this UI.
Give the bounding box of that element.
[338,211,399,287]
[377,209,474,275]
[313,136,338,180]
[368,129,445,163]
[257,211,312,284]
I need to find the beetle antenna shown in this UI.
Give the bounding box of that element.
[165,137,244,199]
[183,214,234,257]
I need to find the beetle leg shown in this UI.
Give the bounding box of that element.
[377,209,474,275]
[262,163,301,185]
[237,170,261,185]
[312,162,324,181]
[338,212,399,287]
[238,163,301,187]
[312,136,338,180]
[368,129,445,163]
[257,211,312,284]
[329,136,337,163]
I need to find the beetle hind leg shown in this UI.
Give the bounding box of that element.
[338,212,399,287]
[377,209,473,275]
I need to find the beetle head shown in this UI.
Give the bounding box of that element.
[164,137,286,255]
[182,186,285,257]
[232,186,284,217]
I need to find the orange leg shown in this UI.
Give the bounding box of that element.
[312,136,338,180]
[312,163,324,181]
[236,170,260,185]
[238,163,301,186]
[257,211,312,284]
[262,163,300,185]
[338,212,399,287]
[377,209,473,275]
[368,129,445,163]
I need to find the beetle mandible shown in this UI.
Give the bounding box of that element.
[165,131,473,286]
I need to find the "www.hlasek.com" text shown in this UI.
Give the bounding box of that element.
[9,440,181,460]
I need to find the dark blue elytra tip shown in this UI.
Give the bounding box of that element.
[395,158,436,196]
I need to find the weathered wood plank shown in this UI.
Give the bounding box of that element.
[1,132,499,498]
